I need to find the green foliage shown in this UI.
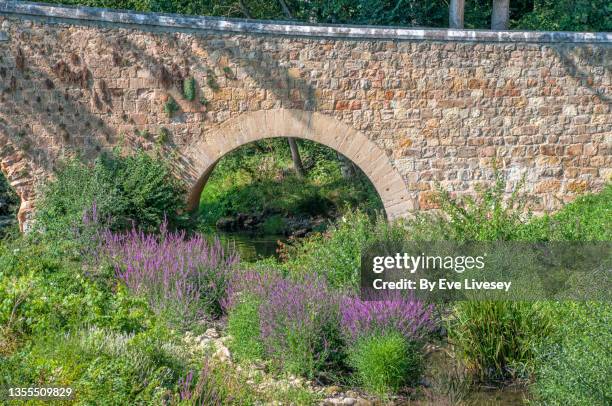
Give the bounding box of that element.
[521,184,612,242]
[157,127,170,145]
[412,170,529,242]
[280,210,403,290]
[261,214,286,235]
[514,0,611,32]
[198,138,383,229]
[447,301,553,382]
[164,96,180,117]
[2,325,187,404]
[206,72,220,92]
[35,150,188,238]
[0,172,19,217]
[37,0,610,32]
[531,302,612,405]
[182,77,196,101]
[222,66,235,79]
[348,331,422,396]
[227,295,264,363]
[0,172,19,237]
[0,239,155,353]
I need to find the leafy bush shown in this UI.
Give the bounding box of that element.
[531,302,611,405]
[340,295,434,395]
[410,170,529,242]
[35,151,188,239]
[104,224,238,330]
[226,294,265,363]
[225,270,343,378]
[521,184,611,242]
[0,172,19,217]
[348,331,422,396]
[164,96,180,117]
[0,239,154,354]
[182,77,196,101]
[280,210,404,290]
[514,0,611,32]
[2,326,188,404]
[447,301,552,382]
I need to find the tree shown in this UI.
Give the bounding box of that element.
[491,0,510,29]
[449,0,465,28]
[287,137,306,178]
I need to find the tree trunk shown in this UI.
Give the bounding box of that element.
[449,0,465,29]
[278,0,293,19]
[491,0,510,30]
[239,0,252,18]
[288,137,305,178]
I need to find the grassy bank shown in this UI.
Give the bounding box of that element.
[1,152,610,404]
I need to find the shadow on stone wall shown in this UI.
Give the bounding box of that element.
[555,45,612,104]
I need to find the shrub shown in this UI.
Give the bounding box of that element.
[225,270,342,378]
[340,295,434,395]
[182,77,196,101]
[410,169,529,242]
[281,210,405,290]
[2,326,188,404]
[521,184,611,242]
[447,301,552,382]
[157,127,170,145]
[348,331,422,396]
[104,224,238,330]
[206,73,219,91]
[35,151,188,239]
[226,294,265,363]
[0,172,19,216]
[531,302,611,405]
[0,239,155,354]
[164,96,179,117]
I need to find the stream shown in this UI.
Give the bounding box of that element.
[210,230,287,262]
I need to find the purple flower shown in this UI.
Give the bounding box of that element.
[224,270,341,376]
[102,223,238,327]
[340,293,435,343]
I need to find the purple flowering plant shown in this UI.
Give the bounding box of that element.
[224,270,343,378]
[103,222,238,329]
[340,292,436,344]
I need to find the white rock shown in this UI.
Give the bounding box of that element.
[214,343,231,362]
[205,327,220,338]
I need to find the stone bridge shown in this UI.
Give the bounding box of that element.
[0,1,610,231]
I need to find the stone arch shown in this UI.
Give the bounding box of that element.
[183,109,414,220]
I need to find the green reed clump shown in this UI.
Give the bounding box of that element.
[447,301,552,382]
[348,331,422,396]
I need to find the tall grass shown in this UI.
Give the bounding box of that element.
[447,301,552,382]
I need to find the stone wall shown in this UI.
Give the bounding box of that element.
[0,2,610,230]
